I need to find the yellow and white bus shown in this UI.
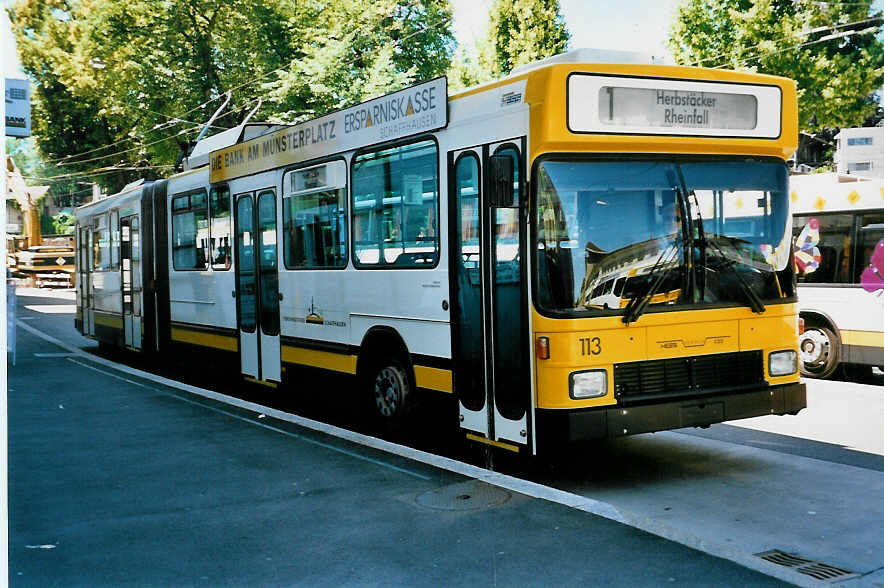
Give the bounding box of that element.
[76,49,805,454]
[791,172,884,378]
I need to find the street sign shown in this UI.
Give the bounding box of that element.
[5,78,31,138]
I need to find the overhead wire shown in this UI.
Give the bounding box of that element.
[23,164,176,183]
[719,23,881,68]
[684,14,884,68]
[41,117,187,166]
[39,11,454,170]
[28,12,454,185]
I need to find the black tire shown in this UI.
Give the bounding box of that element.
[843,363,873,382]
[367,358,414,428]
[798,326,840,379]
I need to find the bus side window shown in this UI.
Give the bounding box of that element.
[282,161,348,270]
[210,186,231,270]
[793,214,853,284]
[171,190,209,271]
[352,140,439,267]
[856,214,884,284]
[110,210,120,269]
[93,214,110,271]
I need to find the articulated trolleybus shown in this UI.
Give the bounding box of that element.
[75,50,806,455]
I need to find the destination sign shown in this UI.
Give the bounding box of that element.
[568,74,782,139]
[210,77,447,183]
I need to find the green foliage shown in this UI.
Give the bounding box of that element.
[7,0,455,191]
[668,0,884,131]
[50,212,76,235]
[486,0,570,76]
[446,0,569,91]
[7,137,81,208]
[264,0,455,121]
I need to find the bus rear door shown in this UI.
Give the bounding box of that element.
[234,189,281,383]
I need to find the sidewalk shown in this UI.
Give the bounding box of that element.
[8,308,788,586]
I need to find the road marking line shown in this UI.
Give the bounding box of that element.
[16,319,817,587]
[24,304,77,314]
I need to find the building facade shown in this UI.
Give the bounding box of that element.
[834,126,884,178]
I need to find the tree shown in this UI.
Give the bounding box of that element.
[668,0,884,132]
[264,0,455,121]
[485,0,570,77]
[7,0,455,192]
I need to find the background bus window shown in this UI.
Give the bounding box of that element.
[283,161,348,269]
[110,210,120,269]
[171,190,209,270]
[210,186,232,270]
[793,214,853,283]
[856,213,884,284]
[352,140,439,267]
[93,214,110,271]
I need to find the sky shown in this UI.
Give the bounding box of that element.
[451,0,681,62]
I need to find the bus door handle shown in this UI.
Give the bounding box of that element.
[231,290,236,298]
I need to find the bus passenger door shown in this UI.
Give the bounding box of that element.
[234,190,282,383]
[120,215,142,350]
[449,139,532,449]
[78,226,94,336]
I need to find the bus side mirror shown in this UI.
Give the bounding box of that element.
[489,154,515,208]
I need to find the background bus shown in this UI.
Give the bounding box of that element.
[791,172,884,378]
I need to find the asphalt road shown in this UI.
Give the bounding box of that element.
[8,287,884,586]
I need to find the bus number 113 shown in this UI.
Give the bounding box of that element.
[580,337,601,356]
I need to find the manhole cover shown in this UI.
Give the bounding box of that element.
[415,480,511,511]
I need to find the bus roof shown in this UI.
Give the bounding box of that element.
[207,52,797,184]
[790,172,884,214]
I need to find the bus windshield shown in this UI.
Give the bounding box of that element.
[534,158,794,316]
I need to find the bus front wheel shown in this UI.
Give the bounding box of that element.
[799,326,840,379]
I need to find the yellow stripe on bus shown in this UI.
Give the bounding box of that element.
[465,433,521,453]
[840,330,884,348]
[94,313,123,329]
[281,345,358,375]
[171,327,238,352]
[414,365,453,393]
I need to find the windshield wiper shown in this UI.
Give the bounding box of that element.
[681,186,766,314]
[622,238,682,324]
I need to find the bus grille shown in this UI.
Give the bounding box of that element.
[613,350,764,403]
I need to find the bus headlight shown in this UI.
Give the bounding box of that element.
[569,370,607,399]
[769,350,797,376]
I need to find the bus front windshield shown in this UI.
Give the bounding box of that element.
[534,159,794,316]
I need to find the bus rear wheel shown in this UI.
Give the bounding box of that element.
[368,359,413,428]
[799,326,840,379]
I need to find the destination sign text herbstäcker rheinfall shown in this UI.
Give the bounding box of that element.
[656,91,717,126]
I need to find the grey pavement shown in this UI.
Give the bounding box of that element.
[7,291,787,586]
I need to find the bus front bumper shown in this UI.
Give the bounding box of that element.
[537,382,806,443]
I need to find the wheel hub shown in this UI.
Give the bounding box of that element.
[799,329,830,366]
[374,368,400,417]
